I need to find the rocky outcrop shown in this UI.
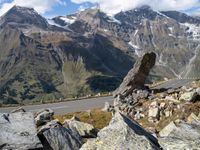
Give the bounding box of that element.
[80,112,162,150]
[0,112,43,150]
[63,116,97,138]
[159,121,200,149]
[35,108,54,126]
[113,52,156,98]
[112,52,156,117]
[38,121,83,150]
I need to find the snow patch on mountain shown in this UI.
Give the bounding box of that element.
[107,16,121,24]
[47,19,62,27]
[60,16,77,24]
[181,23,200,40]
[128,41,143,57]
[47,19,73,32]
[168,27,173,33]
[134,30,138,36]
[155,11,170,18]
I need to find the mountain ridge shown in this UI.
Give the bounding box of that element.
[0,5,200,104]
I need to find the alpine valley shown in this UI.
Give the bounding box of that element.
[0,5,200,104]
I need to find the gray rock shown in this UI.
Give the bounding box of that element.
[35,108,54,126]
[39,123,83,150]
[132,90,149,100]
[148,95,157,100]
[0,112,43,150]
[63,116,97,138]
[160,93,167,99]
[138,90,149,99]
[80,112,162,150]
[113,52,156,98]
[148,107,160,118]
[158,122,200,149]
[38,120,61,133]
[179,91,199,102]
[159,121,177,137]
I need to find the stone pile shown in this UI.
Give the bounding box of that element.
[108,52,200,127]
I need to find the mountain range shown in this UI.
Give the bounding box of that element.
[0,5,200,104]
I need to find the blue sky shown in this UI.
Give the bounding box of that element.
[43,1,95,17]
[0,0,200,17]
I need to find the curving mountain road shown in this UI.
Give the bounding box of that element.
[0,79,197,115]
[0,96,113,115]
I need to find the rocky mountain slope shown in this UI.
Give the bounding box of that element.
[0,5,200,104]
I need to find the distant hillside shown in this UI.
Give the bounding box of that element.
[0,5,200,104]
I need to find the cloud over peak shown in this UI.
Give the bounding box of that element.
[71,0,200,15]
[0,0,66,16]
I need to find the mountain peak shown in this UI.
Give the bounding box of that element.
[137,5,152,10]
[7,5,37,16]
[0,5,48,29]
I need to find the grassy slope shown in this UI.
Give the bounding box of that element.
[55,109,112,129]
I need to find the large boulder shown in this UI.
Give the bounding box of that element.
[0,112,43,150]
[35,108,54,126]
[159,121,200,149]
[63,116,97,138]
[113,52,156,98]
[80,112,162,150]
[38,121,83,150]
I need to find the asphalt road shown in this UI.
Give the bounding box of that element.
[152,79,195,90]
[0,96,113,115]
[0,79,197,115]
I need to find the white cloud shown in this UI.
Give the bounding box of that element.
[71,0,200,15]
[78,3,90,11]
[0,0,66,16]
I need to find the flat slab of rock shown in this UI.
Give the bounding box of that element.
[113,52,156,98]
[0,112,42,150]
[80,112,162,150]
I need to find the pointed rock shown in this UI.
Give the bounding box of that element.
[80,112,162,150]
[113,52,156,98]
